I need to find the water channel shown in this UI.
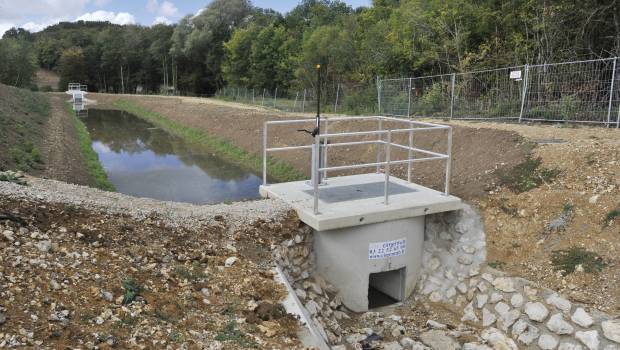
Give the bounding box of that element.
[82,109,261,204]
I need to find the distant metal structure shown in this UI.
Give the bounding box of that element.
[66,83,90,117]
[379,57,620,127]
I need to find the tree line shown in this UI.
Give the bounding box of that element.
[1,0,618,96]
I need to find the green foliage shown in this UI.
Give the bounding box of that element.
[0,37,37,88]
[558,95,578,120]
[68,104,115,191]
[58,47,87,91]
[0,172,27,186]
[551,247,605,276]
[10,141,43,172]
[414,83,447,115]
[500,157,561,193]
[121,279,142,305]
[215,319,258,348]
[604,206,620,227]
[174,262,206,282]
[113,99,304,182]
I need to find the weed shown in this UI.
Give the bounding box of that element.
[113,99,304,183]
[169,331,183,343]
[604,206,620,227]
[551,247,605,276]
[67,103,115,191]
[113,315,138,329]
[500,157,560,193]
[173,262,206,282]
[121,279,142,305]
[10,141,43,172]
[0,172,27,185]
[215,319,258,348]
[488,261,506,269]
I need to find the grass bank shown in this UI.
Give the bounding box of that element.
[66,104,115,191]
[113,99,304,182]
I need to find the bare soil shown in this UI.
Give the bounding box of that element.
[41,94,94,186]
[0,197,303,349]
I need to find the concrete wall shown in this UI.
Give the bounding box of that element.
[313,216,425,312]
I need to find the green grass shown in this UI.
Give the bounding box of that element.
[551,247,605,276]
[121,278,142,305]
[113,99,304,182]
[604,206,620,227]
[66,104,115,191]
[10,141,43,171]
[215,319,258,348]
[500,157,561,193]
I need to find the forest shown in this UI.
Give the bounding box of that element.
[0,0,619,97]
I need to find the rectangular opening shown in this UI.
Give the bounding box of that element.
[368,267,405,309]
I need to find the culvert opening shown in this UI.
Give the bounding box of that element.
[368,268,405,309]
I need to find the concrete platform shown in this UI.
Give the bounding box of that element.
[260,173,462,231]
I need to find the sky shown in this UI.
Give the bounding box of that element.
[0,0,371,37]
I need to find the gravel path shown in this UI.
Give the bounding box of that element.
[0,175,292,229]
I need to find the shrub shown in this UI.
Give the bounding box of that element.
[551,247,605,276]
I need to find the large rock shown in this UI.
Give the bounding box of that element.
[547,313,575,335]
[511,294,524,308]
[571,308,594,328]
[493,277,517,292]
[383,341,404,350]
[512,319,540,345]
[482,308,497,327]
[602,319,620,344]
[538,334,559,350]
[480,328,518,350]
[546,294,572,314]
[558,343,584,350]
[419,330,460,350]
[525,302,549,322]
[462,302,479,323]
[575,330,600,350]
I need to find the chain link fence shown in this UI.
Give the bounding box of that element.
[380,57,620,127]
[215,82,378,115]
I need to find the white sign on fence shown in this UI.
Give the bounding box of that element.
[510,70,522,80]
[368,238,406,260]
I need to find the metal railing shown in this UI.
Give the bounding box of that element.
[379,57,620,127]
[263,116,452,214]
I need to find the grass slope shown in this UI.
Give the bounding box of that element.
[66,104,115,191]
[113,99,304,182]
[0,84,49,172]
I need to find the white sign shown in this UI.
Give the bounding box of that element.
[368,238,406,260]
[510,70,522,80]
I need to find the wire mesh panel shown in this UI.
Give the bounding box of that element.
[522,58,619,124]
[380,78,411,117]
[453,67,524,120]
[409,74,452,119]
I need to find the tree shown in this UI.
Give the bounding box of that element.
[58,47,87,90]
[0,38,37,87]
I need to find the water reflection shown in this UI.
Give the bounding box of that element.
[83,109,261,204]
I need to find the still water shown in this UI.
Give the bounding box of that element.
[82,109,261,204]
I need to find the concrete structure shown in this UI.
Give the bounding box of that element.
[261,173,461,312]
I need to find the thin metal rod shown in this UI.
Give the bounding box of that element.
[376,118,382,173]
[313,136,320,214]
[444,128,453,196]
[302,89,306,113]
[606,58,617,126]
[449,73,456,120]
[273,87,278,108]
[263,122,267,185]
[407,78,412,118]
[323,119,329,179]
[318,126,448,138]
[384,130,391,205]
[266,145,314,152]
[334,84,340,113]
[319,156,448,172]
[407,121,413,182]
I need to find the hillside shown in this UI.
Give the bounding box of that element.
[0,84,49,173]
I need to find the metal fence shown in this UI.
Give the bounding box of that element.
[215,83,377,115]
[379,57,620,127]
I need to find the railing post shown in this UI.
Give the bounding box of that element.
[407,78,412,118]
[302,89,306,113]
[407,121,413,183]
[261,89,265,106]
[376,118,383,173]
[377,76,382,114]
[273,87,278,108]
[263,122,268,185]
[252,89,255,104]
[450,73,456,120]
[384,130,391,205]
[293,91,299,111]
[313,136,321,214]
[322,118,329,180]
[606,58,617,127]
[518,64,529,123]
[444,127,453,196]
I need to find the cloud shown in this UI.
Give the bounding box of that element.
[0,22,16,37]
[91,0,112,7]
[0,0,89,21]
[76,11,136,25]
[153,16,171,25]
[146,0,178,17]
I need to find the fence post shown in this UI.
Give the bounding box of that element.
[407,78,412,119]
[449,73,456,120]
[518,64,529,123]
[334,84,340,113]
[252,89,255,104]
[302,89,306,113]
[384,130,391,205]
[261,89,265,106]
[606,58,617,127]
[263,122,267,185]
[273,87,278,108]
[293,91,299,111]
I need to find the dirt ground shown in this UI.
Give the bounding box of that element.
[41,94,94,187]
[34,69,60,91]
[94,93,620,313]
[0,197,303,349]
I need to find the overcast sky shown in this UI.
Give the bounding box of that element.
[0,0,371,37]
